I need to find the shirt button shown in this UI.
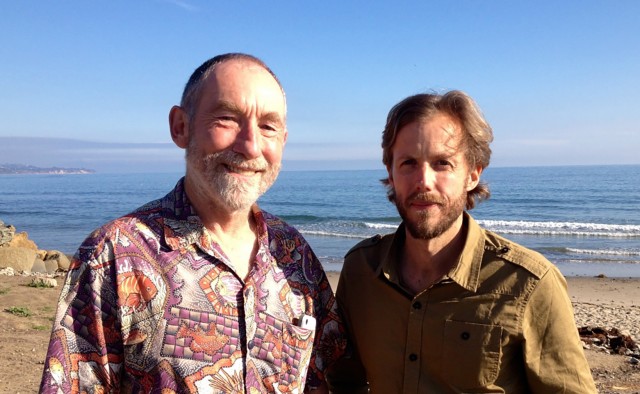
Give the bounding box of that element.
[409,353,418,361]
[461,332,470,340]
[412,301,422,310]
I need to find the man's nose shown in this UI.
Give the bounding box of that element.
[233,122,261,159]
[417,164,435,190]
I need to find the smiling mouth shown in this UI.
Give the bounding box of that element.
[223,164,264,176]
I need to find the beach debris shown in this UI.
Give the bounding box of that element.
[0,267,15,276]
[579,326,638,354]
[29,277,58,288]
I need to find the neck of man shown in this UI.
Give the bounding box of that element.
[400,214,466,295]
[184,175,259,281]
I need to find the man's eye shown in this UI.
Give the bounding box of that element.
[260,124,280,135]
[213,116,239,128]
[434,160,452,169]
[400,159,416,167]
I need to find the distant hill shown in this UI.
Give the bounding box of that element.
[0,163,95,175]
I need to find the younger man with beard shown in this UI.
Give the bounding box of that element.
[40,53,340,393]
[326,91,596,393]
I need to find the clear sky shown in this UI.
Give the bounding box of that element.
[1,1,639,172]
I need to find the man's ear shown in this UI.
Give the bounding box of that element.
[169,106,189,149]
[466,165,483,191]
[386,165,394,188]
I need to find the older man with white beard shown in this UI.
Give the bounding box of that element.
[40,53,342,394]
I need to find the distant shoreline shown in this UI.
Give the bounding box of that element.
[0,163,94,175]
[0,171,94,175]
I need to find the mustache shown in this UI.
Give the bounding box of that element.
[204,150,268,172]
[408,192,445,205]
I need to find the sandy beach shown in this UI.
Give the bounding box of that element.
[1,272,639,393]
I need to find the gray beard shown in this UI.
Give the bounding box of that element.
[186,147,280,212]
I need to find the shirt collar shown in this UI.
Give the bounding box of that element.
[159,178,269,259]
[447,213,485,292]
[380,212,485,293]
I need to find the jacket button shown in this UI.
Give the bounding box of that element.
[499,246,510,254]
[409,354,418,361]
[412,301,422,310]
[461,332,470,340]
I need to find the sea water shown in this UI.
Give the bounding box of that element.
[1,165,639,277]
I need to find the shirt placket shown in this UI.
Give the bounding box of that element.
[242,238,276,392]
[402,291,428,394]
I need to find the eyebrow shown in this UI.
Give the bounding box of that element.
[213,100,285,129]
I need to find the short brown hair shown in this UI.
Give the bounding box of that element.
[381,90,493,209]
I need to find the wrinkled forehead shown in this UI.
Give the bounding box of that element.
[205,60,286,113]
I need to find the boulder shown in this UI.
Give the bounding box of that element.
[0,221,16,246]
[44,258,58,274]
[31,258,47,274]
[0,247,37,272]
[8,232,38,250]
[45,250,71,271]
[36,249,48,260]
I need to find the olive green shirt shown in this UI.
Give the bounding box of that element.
[327,213,596,393]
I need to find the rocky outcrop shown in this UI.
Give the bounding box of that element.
[45,250,71,271]
[0,220,70,274]
[0,222,16,245]
[0,247,37,272]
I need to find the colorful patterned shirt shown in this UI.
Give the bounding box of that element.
[40,178,343,393]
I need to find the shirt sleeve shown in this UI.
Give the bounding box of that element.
[324,267,369,394]
[522,266,597,393]
[39,230,123,393]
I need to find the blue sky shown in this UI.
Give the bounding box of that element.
[1,1,639,172]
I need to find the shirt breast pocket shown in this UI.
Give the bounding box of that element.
[442,320,503,389]
[249,312,316,390]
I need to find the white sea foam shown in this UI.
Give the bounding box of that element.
[363,222,398,229]
[300,230,368,239]
[566,248,640,257]
[478,220,640,238]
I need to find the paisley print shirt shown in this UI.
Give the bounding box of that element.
[40,178,344,393]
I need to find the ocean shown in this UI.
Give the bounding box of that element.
[1,165,639,277]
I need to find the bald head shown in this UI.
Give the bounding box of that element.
[180,53,285,120]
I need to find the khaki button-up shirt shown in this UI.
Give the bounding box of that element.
[327,213,596,393]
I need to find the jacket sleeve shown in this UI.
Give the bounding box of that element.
[39,233,123,393]
[522,266,597,393]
